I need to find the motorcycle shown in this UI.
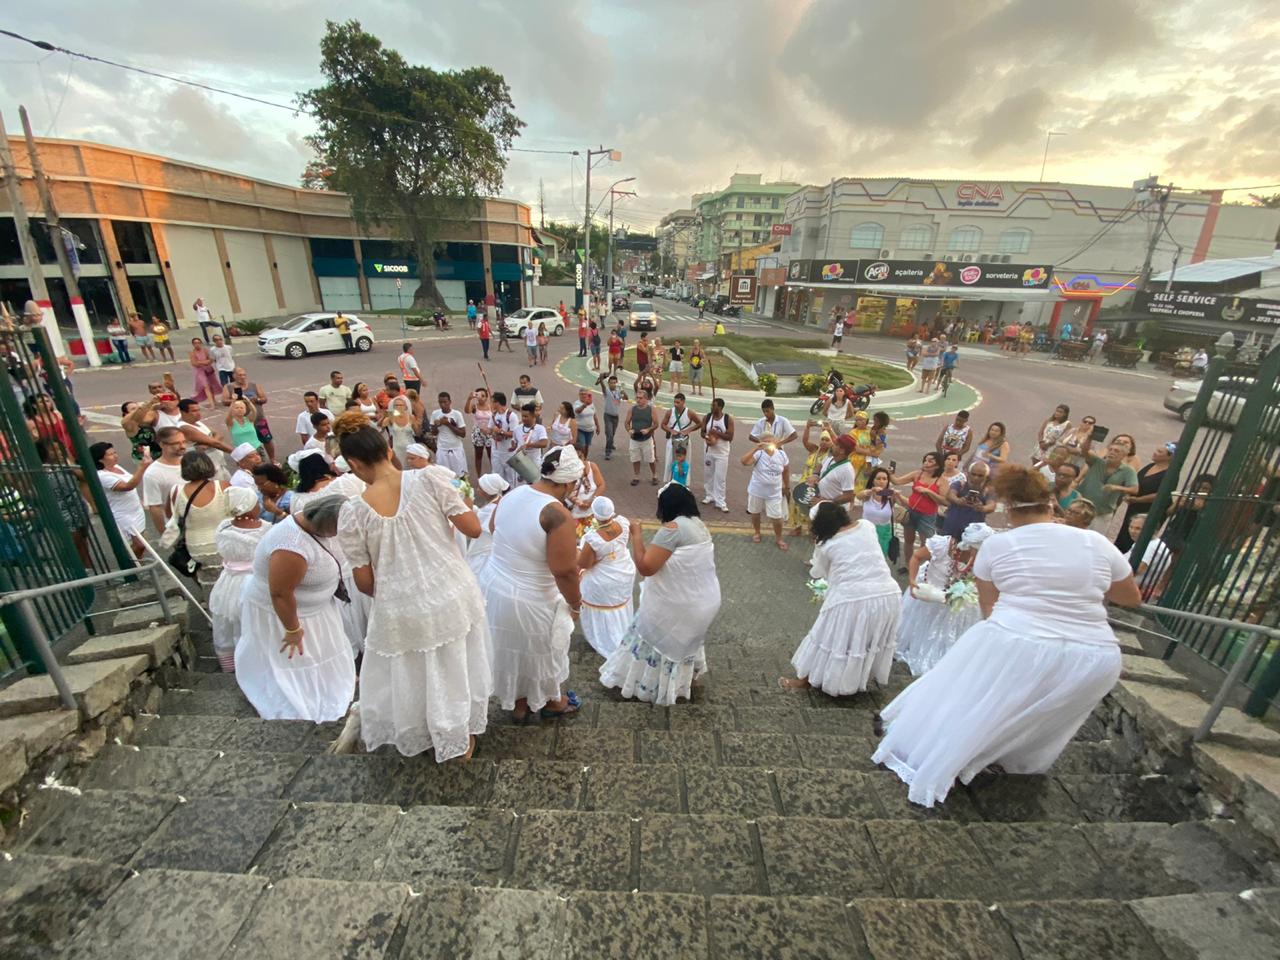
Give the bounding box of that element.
[809,370,877,416]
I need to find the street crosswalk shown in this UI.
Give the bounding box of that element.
[647,311,772,329]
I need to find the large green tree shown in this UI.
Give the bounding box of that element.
[299,20,524,308]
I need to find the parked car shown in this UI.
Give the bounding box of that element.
[628,300,658,331]
[1163,375,1259,426]
[612,294,630,311]
[257,312,373,359]
[640,286,655,298]
[503,307,565,337]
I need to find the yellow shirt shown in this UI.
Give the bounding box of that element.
[335,316,350,335]
[151,323,169,343]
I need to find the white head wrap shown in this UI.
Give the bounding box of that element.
[809,503,823,521]
[591,496,615,521]
[230,442,257,463]
[390,395,411,412]
[333,456,351,474]
[959,522,996,550]
[546,445,583,484]
[225,486,259,516]
[404,442,431,461]
[478,473,509,496]
[287,448,326,473]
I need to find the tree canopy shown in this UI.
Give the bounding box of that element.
[299,20,524,307]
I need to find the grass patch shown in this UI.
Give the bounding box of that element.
[706,335,912,390]
[614,350,758,390]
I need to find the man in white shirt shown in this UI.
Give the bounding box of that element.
[489,392,517,483]
[318,370,352,413]
[209,333,235,385]
[429,391,468,477]
[701,397,734,513]
[740,441,791,550]
[397,342,422,394]
[510,401,549,483]
[523,324,539,366]
[749,399,797,448]
[192,296,218,342]
[228,443,262,490]
[1191,348,1209,374]
[295,391,335,444]
[813,434,857,506]
[141,427,187,534]
[177,399,231,479]
[660,392,701,484]
[1123,514,1170,596]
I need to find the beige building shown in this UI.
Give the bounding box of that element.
[657,208,696,270]
[0,137,536,339]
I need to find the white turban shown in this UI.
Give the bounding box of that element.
[333,456,351,474]
[546,445,582,484]
[479,473,509,496]
[230,442,257,463]
[591,496,615,521]
[959,522,996,550]
[405,443,431,461]
[225,486,258,516]
[287,448,326,473]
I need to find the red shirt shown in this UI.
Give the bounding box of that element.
[908,475,942,515]
[479,320,491,338]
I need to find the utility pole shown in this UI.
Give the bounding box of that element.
[538,179,545,229]
[735,222,745,335]
[605,185,636,301]
[0,111,66,357]
[19,106,100,366]
[1137,178,1174,292]
[582,146,621,313]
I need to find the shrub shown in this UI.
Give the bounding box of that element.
[757,372,778,396]
[406,316,432,327]
[797,373,824,396]
[233,318,272,335]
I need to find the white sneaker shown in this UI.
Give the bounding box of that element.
[701,497,713,504]
[719,504,730,512]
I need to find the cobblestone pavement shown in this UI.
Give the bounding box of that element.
[4,531,1279,958]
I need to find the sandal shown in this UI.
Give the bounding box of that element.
[631,478,640,486]
[650,477,659,485]
[540,690,581,719]
[510,709,534,725]
[751,534,762,544]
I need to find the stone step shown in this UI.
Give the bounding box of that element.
[1113,680,1280,758]
[74,742,1193,827]
[0,709,80,792]
[12,790,1265,905]
[0,656,149,721]
[95,604,186,636]
[64,625,181,669]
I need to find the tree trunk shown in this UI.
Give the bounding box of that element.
[409,233,447,310]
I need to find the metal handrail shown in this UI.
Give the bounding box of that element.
[0,560,165,608]
[1112,602,1278,742]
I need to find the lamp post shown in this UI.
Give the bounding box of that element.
[582,146,621,313]
[1039,131,1065,182]
[603,177,636,300]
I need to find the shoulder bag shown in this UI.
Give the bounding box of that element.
[166,480,209,580]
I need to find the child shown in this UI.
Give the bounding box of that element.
[670,439,690,487]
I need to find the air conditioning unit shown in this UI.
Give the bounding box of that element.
[942,255,956,262]
[878,249,893,258]
[978,254,990,263]
[1002,255,1012,263]
[920,253,934,260]
[959,254,975,263]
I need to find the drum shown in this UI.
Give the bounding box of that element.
[791,481,818,509]
[507,450,541,484]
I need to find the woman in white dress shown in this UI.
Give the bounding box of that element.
[576,497,636,658]
[895,522,994,677]
[566,454,605,533]
[480,445,584,720]
[380,395,416,467]
[467,472,509,577]
[780,502,901,696]
[90,441,151,557]
[290,450,370,655]
[872,464,1142,808]
[600,483,721,705]
[209,487,266,672]
[236,495,356,722]
[822,385,855,437]
[549,401,576,448]
[334,413,493,761]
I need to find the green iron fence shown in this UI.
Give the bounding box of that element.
[1130,345,1280,717]
[0,322,134,682]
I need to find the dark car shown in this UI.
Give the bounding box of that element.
[640,286,655,298]
[612,294,630,311]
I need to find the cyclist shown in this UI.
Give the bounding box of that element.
[938,344,959,394]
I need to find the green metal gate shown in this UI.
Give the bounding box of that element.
[1132,345,1280,717]
[0,322,134,682]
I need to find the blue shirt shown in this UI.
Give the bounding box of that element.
[941,351,959,370]
[672,459,690,486]
[467,304,478,319]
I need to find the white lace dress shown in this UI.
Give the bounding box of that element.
[895,534,981,676]
[600,516,721,705]
[209,520,267,672]
[339,466,492,760]
[479,485,574,712]
[579,521,636,658]
[466,499,500,578]
[292,474,370,655]
[790,520,901,695]
[235,517,356,722]
[873,525,1128,807]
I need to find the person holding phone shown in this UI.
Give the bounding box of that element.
[968,422,1010,476]
[1075,439,1140,532]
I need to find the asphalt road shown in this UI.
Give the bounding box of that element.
[68,296,1186,530]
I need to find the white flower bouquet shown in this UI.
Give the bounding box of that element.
[806,579,829,604]
[945,580,979,613]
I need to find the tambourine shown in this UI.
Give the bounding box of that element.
[791,482,818,508]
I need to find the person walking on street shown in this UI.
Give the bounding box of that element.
[496,312,512,352]
[574,388,600,458]
[335,312,354,353]
[478,315,492,359]
[578,311,589,358]
[210,333,235,386]
[189,338,221,408]
[831,312,846,353]
[660,392,700,485]
[600,375,627,461]
[1087,329,1108,363]
[396,342,422,395]
[467,299,478,328]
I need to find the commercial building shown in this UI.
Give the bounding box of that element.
[1137,251,1280,346]
[657,209,697,273]
[771,177,1280,336]
[693,173,801,263]
[0,137,536,343]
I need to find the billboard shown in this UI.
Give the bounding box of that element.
[729,275,757,304]
[1135,290,1280,327]
[856,259,1053,289]
[770,223,793,236]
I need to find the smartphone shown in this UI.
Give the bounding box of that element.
[1090,425,1110,443]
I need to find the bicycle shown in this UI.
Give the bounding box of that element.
[937,366,954,397]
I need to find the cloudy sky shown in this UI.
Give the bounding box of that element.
[2,0,1278,233]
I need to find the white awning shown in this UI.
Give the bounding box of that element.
[784,281,1059,302]
[696,271,716,280]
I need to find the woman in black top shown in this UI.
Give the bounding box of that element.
[1115,442,1174,553]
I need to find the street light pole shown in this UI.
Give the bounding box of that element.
[581,146,621,315]
[1039,131,1065,182]
[603,178,636,302]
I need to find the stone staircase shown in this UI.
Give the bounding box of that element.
[5,627,1280,960]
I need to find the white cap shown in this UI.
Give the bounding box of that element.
[230,442,257,463]
[478,473,509,496]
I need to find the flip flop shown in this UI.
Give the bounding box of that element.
[776,540,789,551]
[751,534,762,543]
[631,478,640,486]
[540,690,581,719]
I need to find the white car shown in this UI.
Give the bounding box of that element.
[257,313,374,359]
[503,307,565,337]
[628,300,658,331]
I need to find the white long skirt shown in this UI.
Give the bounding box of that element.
[894,591,981,677]
[339,568,371,656]
[481,575,572,712]
[871,623,1122,808]
[599,633,707,706]
[208,570,251,670]
[791,591,900,696]
[580,601,634,659]
[235,595,357,722]
[359,618,493,761]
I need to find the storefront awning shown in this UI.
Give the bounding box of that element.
[696,271,716,280]
[784,281,1059,302]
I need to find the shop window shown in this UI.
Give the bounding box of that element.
[310,237,356,259]
[899,224,934,250]
[998,228,1032,254]
[112,221,157,264]
[849,222,884,249]
[948,225,982,252]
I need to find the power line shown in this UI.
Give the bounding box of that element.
[0,28,576,156]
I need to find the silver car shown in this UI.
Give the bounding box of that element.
[1163,376,1255,426]
[628,299,658,331]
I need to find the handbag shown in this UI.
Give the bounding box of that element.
[306,531,351,604]
[166,480,209,580]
